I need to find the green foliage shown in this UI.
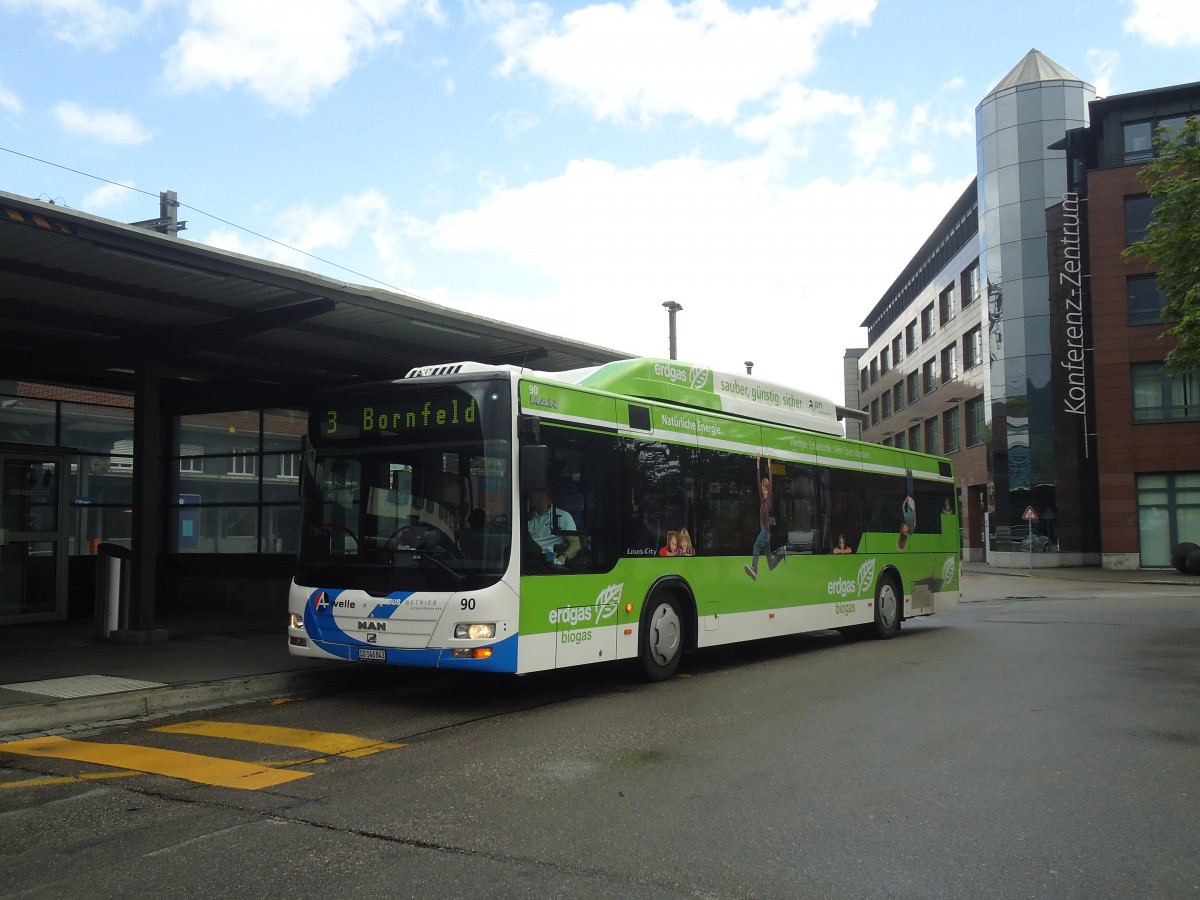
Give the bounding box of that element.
[1123,115,1200,376]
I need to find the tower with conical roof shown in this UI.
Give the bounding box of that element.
[975,49,1095,535]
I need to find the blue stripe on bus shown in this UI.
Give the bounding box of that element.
[303,588,517,672]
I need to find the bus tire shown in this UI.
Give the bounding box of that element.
[871,574,901,639]
[639,593,683,681]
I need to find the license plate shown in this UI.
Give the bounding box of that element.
[358,647,387,661]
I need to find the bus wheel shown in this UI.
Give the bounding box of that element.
[640,594,683,681]
[872,575,901,639]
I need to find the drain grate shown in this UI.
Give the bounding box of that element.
[1,675,166,698]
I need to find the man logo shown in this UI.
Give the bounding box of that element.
[857,559,876,595]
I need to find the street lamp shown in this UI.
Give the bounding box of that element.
[662,301,683,360]
[744,361,754,375]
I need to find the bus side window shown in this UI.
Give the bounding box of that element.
[540,426,620,573]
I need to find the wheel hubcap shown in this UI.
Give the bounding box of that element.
[879,584,898,628]
[648,602,681,665]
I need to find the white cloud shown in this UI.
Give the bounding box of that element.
[847,99,895,167]
[202,189,415,284]
[83,180,137,210]
[491,0,876,125]
[0,80,22,115]
[409,153,967,403]
[1085,48,1119,97]
[735,84,862,154]
[1123,0,1200,47]
[52,101,152,145]
[0,0,161,51]
[492,108,539,139]
[162,0,426,112]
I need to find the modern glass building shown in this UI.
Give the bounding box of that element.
[976,50,1095,549]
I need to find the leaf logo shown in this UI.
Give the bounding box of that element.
[856,559,876,595]
[689,367,710,391]
[942,556,957,585]
[595,582,623,621]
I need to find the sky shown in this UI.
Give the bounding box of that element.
[1,0,1198,405]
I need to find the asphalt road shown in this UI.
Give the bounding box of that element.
[2,572,1198,899]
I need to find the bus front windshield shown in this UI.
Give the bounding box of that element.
[296,379,512,593]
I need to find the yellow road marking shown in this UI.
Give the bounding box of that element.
[1,756,326,791]
[0,736,311,790]
[2,770,142,789]
[152,721,404,758]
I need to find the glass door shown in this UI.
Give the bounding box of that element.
[0,453,69,624]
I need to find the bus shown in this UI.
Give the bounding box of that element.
[288,358,960,680]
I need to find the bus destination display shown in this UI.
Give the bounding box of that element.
[315,390,481,443]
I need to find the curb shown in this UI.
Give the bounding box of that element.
[0,664,366,739]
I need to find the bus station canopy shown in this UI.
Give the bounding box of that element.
[0,189,627,410]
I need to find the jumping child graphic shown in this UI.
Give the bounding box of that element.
[745,456,782,580]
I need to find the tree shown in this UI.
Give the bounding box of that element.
[1123,115,1200,376]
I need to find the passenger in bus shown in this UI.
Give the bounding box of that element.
[833,533,854,554]
[745,457,782,580]
[659,530,679,557]
[527,488,581,566]
[677,528,696,556]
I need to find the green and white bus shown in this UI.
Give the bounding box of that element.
[288,358,960,680]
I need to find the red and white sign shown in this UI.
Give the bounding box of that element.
[1022,505,1039,522]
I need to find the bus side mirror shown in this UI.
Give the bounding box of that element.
[520,444,549,492]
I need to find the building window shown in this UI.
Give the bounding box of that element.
[860,368,868,393]
[939,283,956,326]
[882,391,892,420]
[966,396,985,446]
[1124,116,1195,165]
[922,358,938,395]
[1125,195,1155,245]
[1124,121,1154,163]
[964,325,983,370]
[870,398,880,426]
[1132,363,1200,422]
[924,417,940,455]
[906,371,920,405]
[943,407,961,454]
[179,444,203,474]
[229,450,257,476]
[921,304,935,342]
[961,260,980,308]
[893,383,904,413]
[1128,275,1168,325]
[893,431,906,450]
[892,334,903,365]
[905,320,918,354]
[908,424,921,452]
[869,359,878,384]
[940,345,958,384]
[1137,472,1200,567]
[880,347,890,376]
[277,452,299,480]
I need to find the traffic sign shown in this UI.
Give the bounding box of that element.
[1022,505,1039,521]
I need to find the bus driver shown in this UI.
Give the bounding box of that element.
[527,488,581,566]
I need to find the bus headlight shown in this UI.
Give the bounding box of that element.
[289,614,305,630]
[454,623,496,640]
